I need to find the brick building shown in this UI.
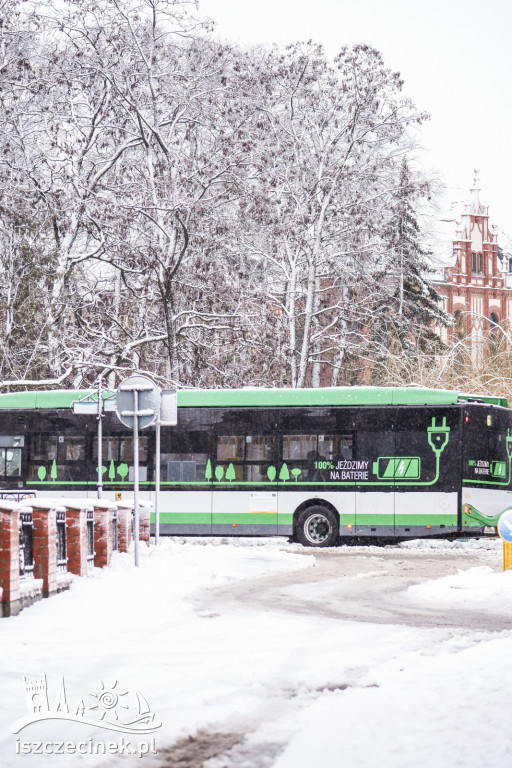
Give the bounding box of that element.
[435,173,512,359]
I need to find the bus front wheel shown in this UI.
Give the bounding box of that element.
[296,506,339,547]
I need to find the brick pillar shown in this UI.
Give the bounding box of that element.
[117,504,133,554]
[32,505,58,598]
[0,504,21,615]
[93,502,116,568]
[139,505,151,545]
[66,505,91,576]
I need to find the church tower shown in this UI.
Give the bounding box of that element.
[435,172,511,359]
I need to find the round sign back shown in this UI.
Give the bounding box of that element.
[115,374,161,430]
[497,508,512,543]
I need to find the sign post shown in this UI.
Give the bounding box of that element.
[497,509,512,571]
[116,375,161,566]
[154,389,178,545]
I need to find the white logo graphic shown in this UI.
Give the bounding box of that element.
[11,676,162,735]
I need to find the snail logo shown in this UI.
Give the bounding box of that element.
[11,675,162,735]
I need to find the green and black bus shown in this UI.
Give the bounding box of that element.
[0,386,510,546]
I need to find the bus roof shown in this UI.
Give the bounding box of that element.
[177,387,509,408]
[0,387,507,410]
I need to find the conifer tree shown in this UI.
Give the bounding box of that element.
[369,160,450,379]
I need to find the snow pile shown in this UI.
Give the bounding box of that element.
[267,633,512,768]
[399,537,503,553]
[403,564,512,615]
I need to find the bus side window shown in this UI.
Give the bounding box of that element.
[215,435,244,481]
[356,410,395,476]
[245,435,276,482]
[93,436,149,481]
[217,436,245,462]
[282,433,353,481]
[159,429,211,483]
[213,434,276,483]
[31,434,57,461]
[0,436,24,477]
[283,435,317,461]
[0,448,22,476]
[29,434,59,481]
[61,436,85,462]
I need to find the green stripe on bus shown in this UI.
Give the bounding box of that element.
[394,515,458,526]
[152,513,211,525]
[355,515,394,526]
[212,514,277,525]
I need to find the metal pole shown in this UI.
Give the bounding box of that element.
[97,377,103,499]
[133,390,140,567]
[155,418,160,545]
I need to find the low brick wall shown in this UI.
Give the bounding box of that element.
[0,502,21,616]
[31,503,59,597]
[116,502,151,551]
[139,503,151,545]
[64,503,93,577]
[1,497,153,617]
[91,499,118,568]
[117,503,133,554]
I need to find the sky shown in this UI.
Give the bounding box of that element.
[198,0,512,257]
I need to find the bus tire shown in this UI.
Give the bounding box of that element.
[296,506,339,547]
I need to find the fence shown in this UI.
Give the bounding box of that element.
[0,498,151,617]
[19,510,34,580]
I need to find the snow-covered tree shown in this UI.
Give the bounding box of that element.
[231,43,430,387]
[367,159,450,381]
[0,2,444,391]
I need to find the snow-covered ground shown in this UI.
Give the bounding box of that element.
[1,536,511,767]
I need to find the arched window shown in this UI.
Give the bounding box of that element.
[489,312,500,355]
[471,253,476,273]
[454,309,464,339]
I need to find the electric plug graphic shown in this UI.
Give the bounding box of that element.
[506,428,512,460]
[427,417,450,456]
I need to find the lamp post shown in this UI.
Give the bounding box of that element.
[72,378,116,498]
[116,375,160,566]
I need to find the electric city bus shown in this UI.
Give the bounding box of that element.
[0,386,510,546]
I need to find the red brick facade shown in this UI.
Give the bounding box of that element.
[65,503,92,577]
[0,504,21,610]
[92,500,117,568]
[434,173,511,350]
[32,504,59,598]
[117,503,133,554]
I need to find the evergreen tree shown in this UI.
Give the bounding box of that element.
[370,160,450,380]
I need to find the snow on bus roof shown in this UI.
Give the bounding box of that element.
[0,387,507,409]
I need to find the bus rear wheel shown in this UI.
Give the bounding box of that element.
[296,506,339,547]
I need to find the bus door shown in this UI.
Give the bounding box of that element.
[211,408,279,535]
[462,406,512,526]
[157,408,213,535]
[0,435,24,487]
[355,408,396,536]
[278,407,356,535]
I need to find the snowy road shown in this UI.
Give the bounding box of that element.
[1,536,512,768]
[204,544,512,632]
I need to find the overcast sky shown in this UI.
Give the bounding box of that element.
[199,0,512,254]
